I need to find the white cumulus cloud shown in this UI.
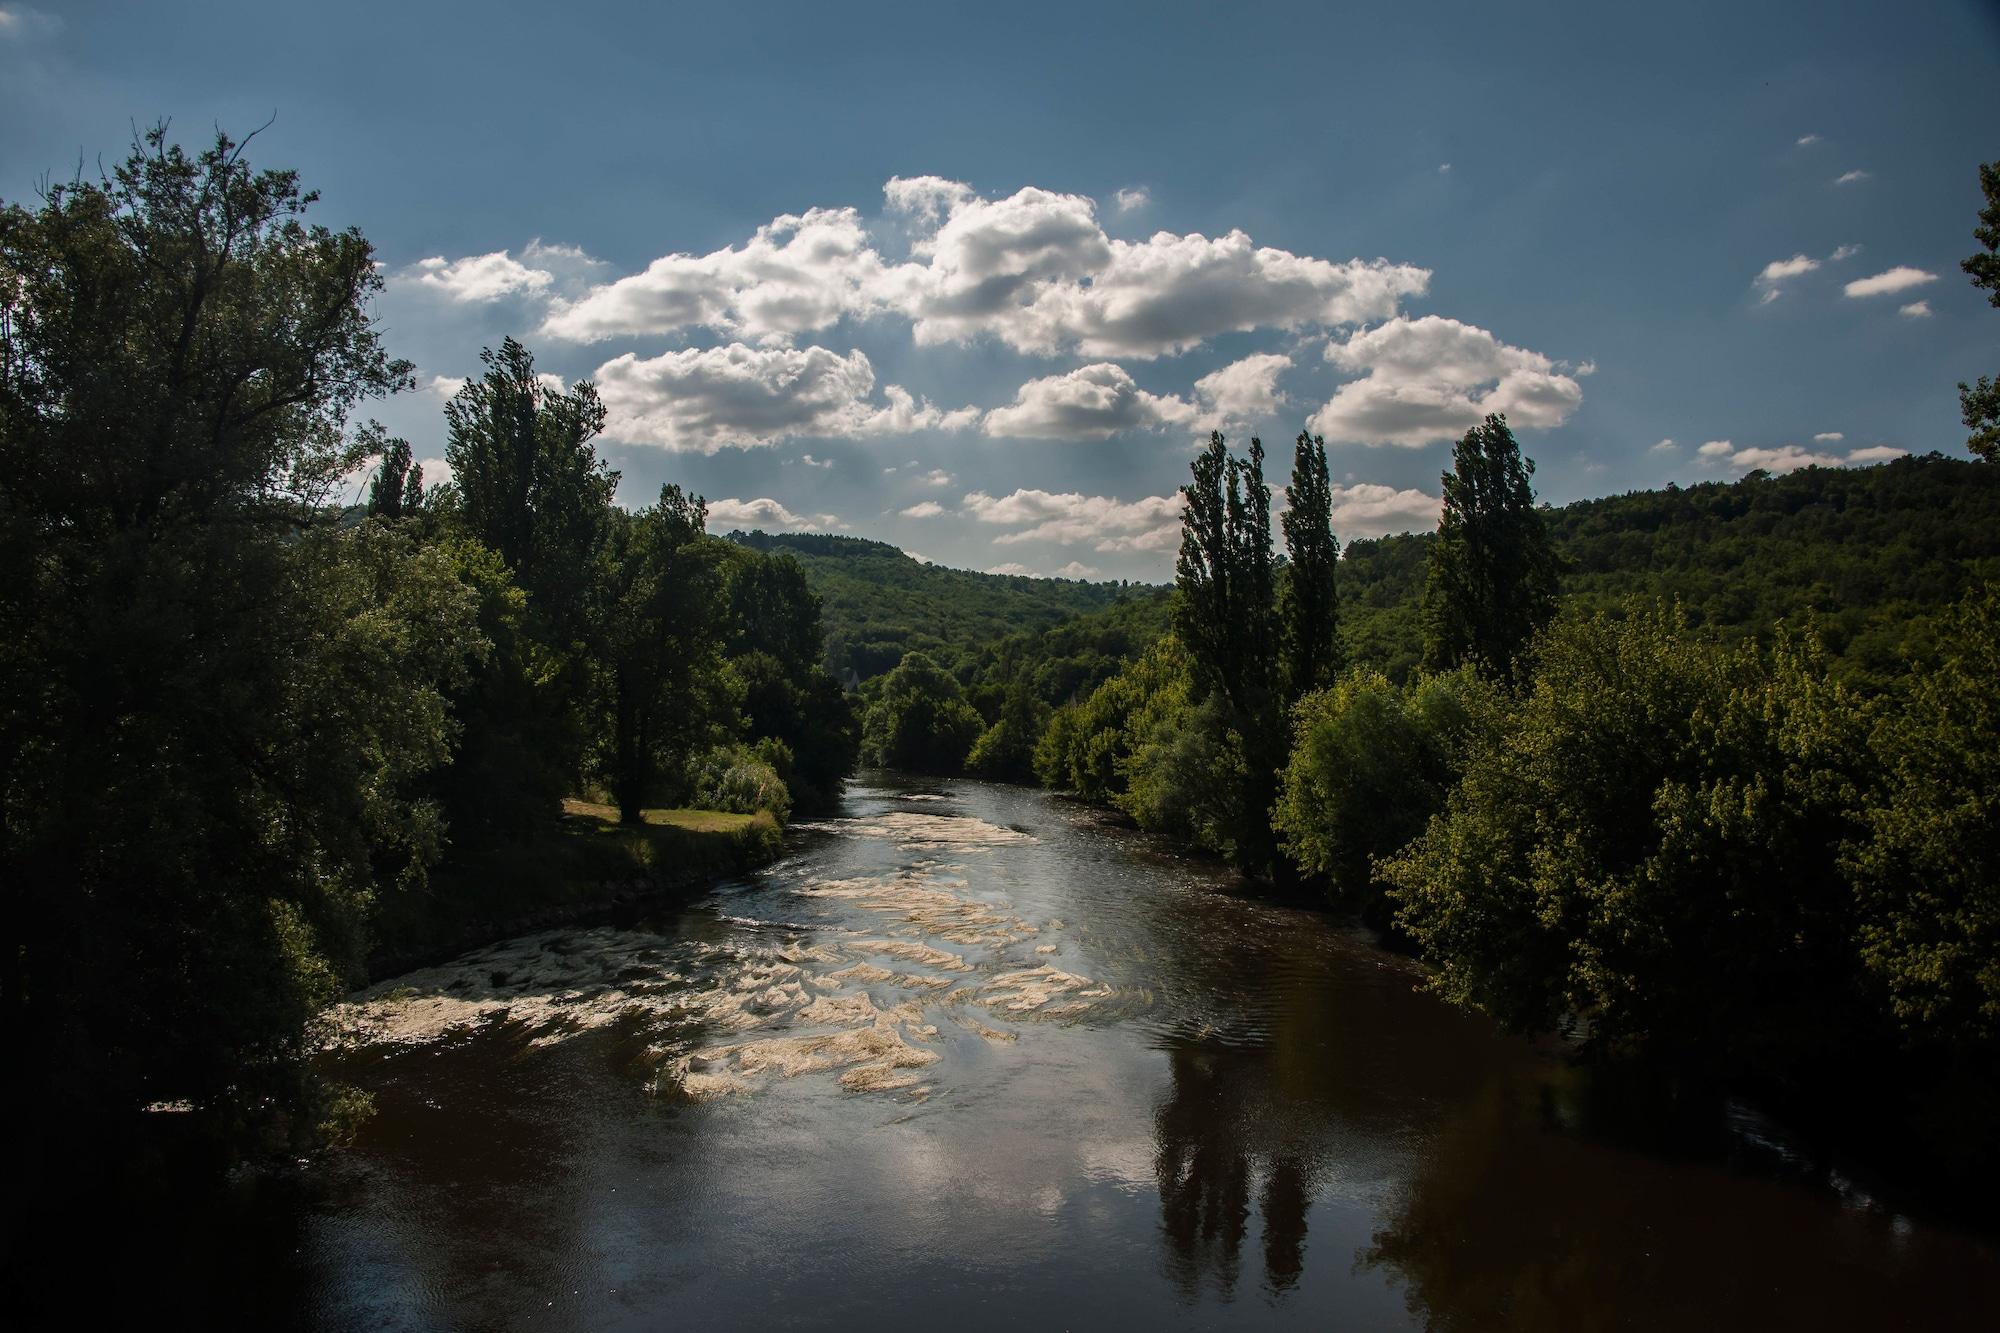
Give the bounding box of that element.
[410,250,553,303]
[1113,187,1150,213]
[982,363,1197,440]
[1698,440,1908,474]
[1899,300,1933,318]
[1309,315,1583,447]
[1835,169,1870,186]
[1327,482,1441,537]
[900,500,945,518]
[705,497,843,532]
[543,207,888,344]
[1195,352,1292,423]
[1812,432,1844,442]
[962,488,1183,552]
[594,343,974,452]
[1844,267,1938,298]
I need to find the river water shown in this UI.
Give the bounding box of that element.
[277,776,1991,1328]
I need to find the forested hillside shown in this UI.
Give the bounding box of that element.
[723,531,1145,680]
[1344,452,2000,690]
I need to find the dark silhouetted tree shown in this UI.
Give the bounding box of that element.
[1420,414,1562,675]
[1280,429,1341,699]
[1959,159,2000,463]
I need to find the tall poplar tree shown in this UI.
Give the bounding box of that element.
[1420,414,1562,675]
[1280,429,1341,698]
[1959,159,2000,463]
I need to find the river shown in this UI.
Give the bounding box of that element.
[263,776,1993,1328]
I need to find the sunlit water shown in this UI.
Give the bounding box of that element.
[253,777,1991,1328]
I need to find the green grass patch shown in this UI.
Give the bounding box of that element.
[367,800,785,976]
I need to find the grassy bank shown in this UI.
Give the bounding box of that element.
[366,798,785,978]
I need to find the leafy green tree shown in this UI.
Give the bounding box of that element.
[0,126,482,1166]
[1420,414,1562,675]
[1959,160,2000,463]
[1280,429,1341,698]
[859,651,984,774]
[443,337,617,635]
[365,426,419,519]
[1273,668,1490,916]
[1174,432,1283,869]
[720,545,858,808]
[1176,432,1277,708]
[1035,635,1193,798]
[598,486,734,823]
[967,678,1051,783]
[1385,604,1874,1079]
[1849,582,2000,1054]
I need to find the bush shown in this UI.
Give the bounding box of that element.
[1850,582,2000,1057]
[687,744,793,823]
[858,651,985,774]
[1273,666,1493,915]
[1383,603,1875,1081]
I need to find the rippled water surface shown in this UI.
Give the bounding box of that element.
[273,778,1993,1328]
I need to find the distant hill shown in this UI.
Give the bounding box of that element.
[721,531,1152,681]
[1342,452,2000,688]
[727,455,2000,693]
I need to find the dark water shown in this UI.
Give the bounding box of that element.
[269,778,1991,1328]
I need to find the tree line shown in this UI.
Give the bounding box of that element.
[0,128,855,1181]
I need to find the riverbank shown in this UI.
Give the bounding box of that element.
[364,798,785,979]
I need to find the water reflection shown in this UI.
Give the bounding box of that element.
[1153,1042,1316,1300]
[225,777,2000,1329]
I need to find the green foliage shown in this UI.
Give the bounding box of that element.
[0,125,477,1163]
[1337,455,2000,691]
[363,424,419,520]
[1036,634,1196,802]
[597,487,735,822]
[1849,583,2000,1054]
[1384,604,1875,1079]
[442,337,617,622]
[687,743,793,824]
[1959,160,2000,462]
[1421,414,1562,676]
[725,531,1137,681]
[1273,667,1493,916]
[966,679,1051,783]
[1119,693,1251,858]
[1176,432,1277,708]
[1174,432,1284,870]
[718,544,859,809]
[859,651,985,774]
[1280,430,1342,698]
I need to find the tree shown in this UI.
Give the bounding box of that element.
[859,652,984,775]
[1959,160,2000,463]
[720,546,858,808]
[1279,430,1341,699]
[1420,414,1562,675]
[1173,432,1283,870]
[363,424,421,519]
[1175,432,1277,710]
[0,126,482,1172]
[598,486,734,823]
[967,678,1051,783]
[438,338,619,806]
[1272,668,1490,918]
[1384,604,1874,1080]
[1849,582,2000,1056]
[443,337,616,632]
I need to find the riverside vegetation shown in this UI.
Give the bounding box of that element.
[0,129,854,1197]
[4,125,1998,1220]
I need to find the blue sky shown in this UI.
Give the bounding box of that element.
[5,0,1997,578]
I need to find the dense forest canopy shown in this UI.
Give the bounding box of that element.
[722,530,1143,681]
